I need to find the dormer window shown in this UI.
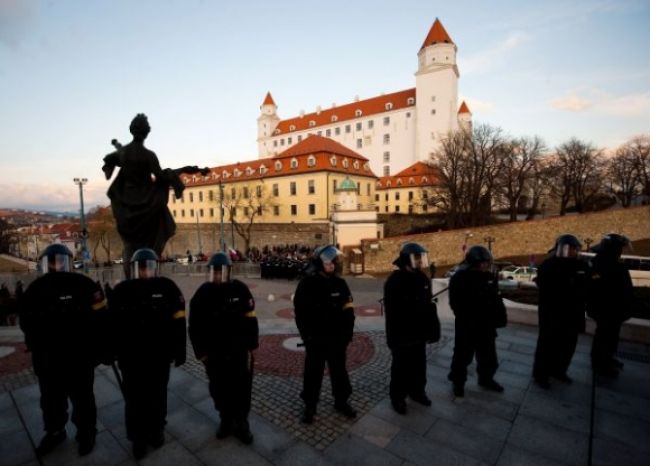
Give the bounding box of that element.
[259,165,267,175]
[355,109,362,117]
[330,156,337,167]
[290,158,298,169]
[234,169,241,177]
[273,129,281,135]
[409,177,415,185]
[386,181,392,187]
[222,170,229,179]
[183,177,190,184]
[289,125,296,131]
[331,115,338,122]
[422,176,428,183]
[274,161,283,171]
[309,120,316,127]
[385,102,393,111]
[397,179,402,186]
[407,97,415,105]
[307,155,316,167]
[342,159,349,168]
[353,160,359,170]
[245,167,254,176]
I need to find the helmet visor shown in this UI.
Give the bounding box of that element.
[409,252,429,270]
[210,265,231,283]
[556,243,581,258]
[319,247,342,265]
[132,260,159,279]
[40,254,71,274]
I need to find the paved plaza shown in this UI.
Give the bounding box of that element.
[1,273,649,465]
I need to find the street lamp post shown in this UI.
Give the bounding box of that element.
[73,177,88,266]
[219,181,225,252]
[484,235,496,253]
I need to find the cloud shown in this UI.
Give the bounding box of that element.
[460,31,530,75]
[550,93,593,111]
[0,180,110,212]
[550,89,650,116]
[0,0,38,48]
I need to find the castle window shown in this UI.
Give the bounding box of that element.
[290,182,297,195]
[356,122,362,131]
[383,134,390,144]
[288,137,292,144]
[395,192,400,200]
[385,102,393,110]
[407,97,415,105]
[173,210,176,217]
[259,165,267,175]
[273,206,280,216]
[409,177,415,185]
[330,156,337,167]
[355,109,362,117]
[290,158,298,169]
[383,116,390,126]
[317,131,322,136]
[190,209,194,217]
[356,139,362,149]
[290,205,297,216]
[181,209,185,217]
[272,184,279,196]
[342,159,349,168]
[383,151,390,162]
[406,112,411,118]
[234,169,241,177]
[189,193,194,202]
[289,125,296,131]
[308,179,315,194]
[422,176,428,183]
[298,135,303,142]
[326,129,331,137]
[210,208,214,217]
[408,191,414,200]
[309,204,315,215]
[274,161,282,171]
[256,185,262,197]
[335,127,340,135]
[199,191,203,202]
[386,181,391,187]
[273,140,277,147]
[345,125,351,133]
[307,155,316,167]
[245,167,254,176]
[383,166,390,176]
[395,205,400,213]
[199,208,204,217]
[280,139,285,146]
[208,190,214,201]
[397,179,402,187]
[431,109,436,115]
[243,187,249,199]
[331,115,338,122]
[431,96,436,102]
[368,120,374,129]
[309,120,316,127]
[353,160,359,170]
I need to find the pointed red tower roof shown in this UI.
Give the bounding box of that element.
[262,92,276,106]
[420,18,454,51]
[458,101,471,114]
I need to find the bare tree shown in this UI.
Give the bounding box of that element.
[0,218,17,254]
[429,123,508,228]
[525,158,555,220]
[608,144,641,208]
[627,135,650,199]
[550,138,605,215]
[222,183,279,253]
[87,206,117,263]
[497,136,546,221]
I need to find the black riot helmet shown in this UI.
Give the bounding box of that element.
[393,242,429,270]
[208,252,233,283]
[39,243,73,274]
[464,245,493,268]
[592,233,631,259]
[130,248,159,279]
[550,234,582,258]
[313,245,343,275]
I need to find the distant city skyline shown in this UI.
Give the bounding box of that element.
[1,0,648,211]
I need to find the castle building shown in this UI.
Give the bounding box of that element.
[375,161,441,214]
[256,18,472,177]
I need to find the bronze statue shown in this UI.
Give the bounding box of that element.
[103,114,209,277]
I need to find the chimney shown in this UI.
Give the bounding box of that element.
[354,95,360,102]
[316,106,321,114]
[299,110,305,118]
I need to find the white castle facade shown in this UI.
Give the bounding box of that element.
[256,18,472,178]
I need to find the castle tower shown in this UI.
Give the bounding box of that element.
[415,18,459,161]
[335,177,359,211]
[457,101,472,133]
[257,92,280,157]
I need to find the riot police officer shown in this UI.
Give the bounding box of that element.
[294,245,357,424]
[19,243,108,457]
[588,234,634,377]
[384,242,440,414]
[108,248,186,459]
[189,252,259,444]
[448,246,506,397]
[533,234,590,388]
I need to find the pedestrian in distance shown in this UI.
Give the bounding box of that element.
[189,252,259,444]
[384,242,441,414]
[532,234,590,389]
[19,243,109,457]
[587,234,635,377]
[108,248,186,460]
[294,245,357,424]
[448,245,507,397]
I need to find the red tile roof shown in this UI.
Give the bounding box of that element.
[420,18,454,51]
[181,135,377,188]
[376,162,440,190]
[262,92,276,106]
[273,88,416,135]
[458,101,471,114]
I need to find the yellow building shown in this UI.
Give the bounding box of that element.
[172,135,378,225]
[375,161,440,214]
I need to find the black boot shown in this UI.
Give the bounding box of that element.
[36,430,67,456]
[391,399,407,415]
[77,430,96,456]
[301,405,316,424]
[233,418,254,445]
[478,378,504,393]
[216,417,233,439]
[409,393,432,406]
[334,401,357,419]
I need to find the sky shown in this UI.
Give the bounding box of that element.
[1,0,649,212]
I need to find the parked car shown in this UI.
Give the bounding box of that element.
[175,257,189,265]
[73,260,84,269]
[498,265,537,282]
[112,258,124,264]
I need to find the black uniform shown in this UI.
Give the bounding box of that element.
[189,280,259,428]
[294,272,355,409]
[533,256,590,382]
[108,277,186,445]
[588,255,634,372]
[19,272,107,440]
[384,268,440,403]
[448,267,507,385]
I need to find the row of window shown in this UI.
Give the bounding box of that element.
[374,190,428,202]
[273,113,411,145]
[172,204,318,218]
